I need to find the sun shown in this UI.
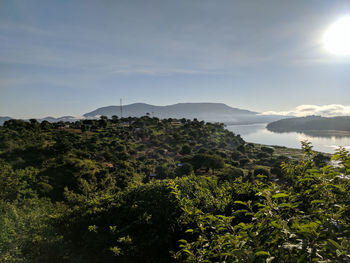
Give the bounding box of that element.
[323,17,350,55]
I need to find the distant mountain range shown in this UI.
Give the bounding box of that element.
[267,115,350,132]
[0,102,289,125]
[83,103,287,124]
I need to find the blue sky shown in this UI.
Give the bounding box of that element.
[1,0,350,118]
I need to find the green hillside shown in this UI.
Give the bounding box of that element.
[0,116,349,262]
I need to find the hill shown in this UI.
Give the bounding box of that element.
[1,116,348,262]
[267,115,350,132]
[84,102,284,124]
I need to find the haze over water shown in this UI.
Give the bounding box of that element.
[227,123,350,154]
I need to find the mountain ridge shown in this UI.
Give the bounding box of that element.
[83,102,274,124]
[1,102,289,125]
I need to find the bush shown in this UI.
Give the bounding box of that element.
[257,152,270,159]
[180,145,191,155]
[239,158,249,167]
[253,167,270,178]
[270,166,282,176]
[261,146,274,155]
[218,167,244,182]
[176,163,193,176]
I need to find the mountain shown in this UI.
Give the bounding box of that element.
[267,115,350,132]
[39,116,83,123]
[84,102,286,124]
[0,103,289,126]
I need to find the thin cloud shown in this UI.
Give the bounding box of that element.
[110,65,223,76]
[261,104,350,117]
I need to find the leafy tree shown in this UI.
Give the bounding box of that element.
[191,154,224,173]
[180,144,191,155]
[176,163,193,177]
[171,144,350,262]
[155,165,175,179]
[218,167,244,182]
[253,167,270,178]
[261,146,274,155]
[40,120,52,130]
[313,152,330,167]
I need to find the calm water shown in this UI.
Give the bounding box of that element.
[226,123,350,153]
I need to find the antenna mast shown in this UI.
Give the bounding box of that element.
[120,98,123,119]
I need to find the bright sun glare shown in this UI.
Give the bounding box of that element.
[323,16,350,55]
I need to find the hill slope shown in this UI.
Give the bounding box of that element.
[267,115,350,132]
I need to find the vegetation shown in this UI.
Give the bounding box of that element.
[0,116,348,262]
[267,115,350,133]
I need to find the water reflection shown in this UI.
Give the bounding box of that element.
[272,129,350,138]
[226,123,350,153]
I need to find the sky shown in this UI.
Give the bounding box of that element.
[1,0,350,118]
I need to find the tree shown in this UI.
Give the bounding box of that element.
[239,158,249,167]
[237,144,245,153]
[80,124,87,132]
[218,167,243,182]
[176,163,193,176]
[253,167,270,179]
[155,165,175,179]
[313,153,330,167]
[261,146,274,155]
[111,115,119,124]
[207,155,225,173]
[3,119,27,130]
[40,120,52,130]
[99,116,108,128]
[191,154,224,174]
[180,144,191,155]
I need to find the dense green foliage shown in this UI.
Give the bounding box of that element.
[171,142,350,262]
[0,117,348,262]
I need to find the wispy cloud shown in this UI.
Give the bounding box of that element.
[261,104,350,117]
[110,65,224,76]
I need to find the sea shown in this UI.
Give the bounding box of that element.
[226,123,350,154]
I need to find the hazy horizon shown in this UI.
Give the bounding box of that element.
[1,0,350,118]
[2,101,350,120]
